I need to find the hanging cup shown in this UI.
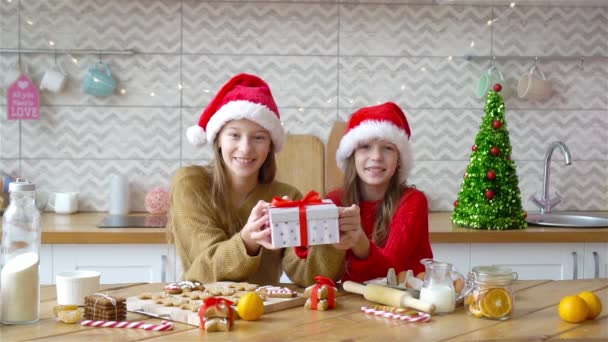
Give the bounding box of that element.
[40,62,68,93]
[476,65,505,99]
[517,64,553,101]
[82,61,116,97]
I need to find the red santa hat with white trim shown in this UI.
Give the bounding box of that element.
[186,73,286,151]
[336,102,413,183]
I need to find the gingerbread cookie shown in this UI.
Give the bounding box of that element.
[256,285,297,298]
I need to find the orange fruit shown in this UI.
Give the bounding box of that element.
[236,292,264,321]
[467,302,484,318]
[577,291,602,320]
[558,295,589,323]
[479,288,512,318]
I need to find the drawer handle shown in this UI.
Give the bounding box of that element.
[572,251,578,280]
[161,255,167,283]
[593,251,599,279]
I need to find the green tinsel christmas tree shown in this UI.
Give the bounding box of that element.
[451,83,527,230]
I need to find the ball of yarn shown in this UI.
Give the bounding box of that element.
[144,187,170,214]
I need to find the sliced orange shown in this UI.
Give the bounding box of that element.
[479,288,512,318]
[467,302,484,318]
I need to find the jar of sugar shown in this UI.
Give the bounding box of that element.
[1,178,41,324]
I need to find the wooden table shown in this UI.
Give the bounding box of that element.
[1,279,606,341]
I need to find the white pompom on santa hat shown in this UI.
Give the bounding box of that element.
[187,73,286,151]
[336,102,413,183]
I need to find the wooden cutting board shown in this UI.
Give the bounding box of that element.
[276,134,325,195]
[325,121,347,195]
[126,282,306,327]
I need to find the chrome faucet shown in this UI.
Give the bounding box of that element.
[530,141,572,214]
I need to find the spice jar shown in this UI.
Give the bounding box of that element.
[464,265,517,320]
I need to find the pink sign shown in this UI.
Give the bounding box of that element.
[7,74,40,120]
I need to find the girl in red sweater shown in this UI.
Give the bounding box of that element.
[326,102,433,283]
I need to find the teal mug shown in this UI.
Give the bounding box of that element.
[476,65,505,99]
[82,61,116,97]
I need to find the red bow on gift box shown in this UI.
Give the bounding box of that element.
[311,276,336,310]
[198,297,234,329]
[271,190,325,246]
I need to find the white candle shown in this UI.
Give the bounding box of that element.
[1,252,40,324]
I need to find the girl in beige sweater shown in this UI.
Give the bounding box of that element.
[169,74,345,287]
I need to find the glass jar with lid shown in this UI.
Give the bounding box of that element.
[464,265,517,320]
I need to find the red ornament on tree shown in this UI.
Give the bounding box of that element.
[453,200,459,208]
[472,145,478,152]
[487,169,496,181]
[490,146,500,156]
[492,120,502,129]
[485,189,495,200]
[493,83,502,92]
[524,211,528,218]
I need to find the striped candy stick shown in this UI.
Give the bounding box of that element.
[80,320,174,331]
[361,306,431,323]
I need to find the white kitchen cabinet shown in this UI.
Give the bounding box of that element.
[52,244,176,284]
[583,243,608,279]
[40,244,53,284]
[470,243,586,280]
[431,243,470,275]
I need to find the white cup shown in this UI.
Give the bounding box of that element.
[109,174,130,215]
[40,63,67,93]
[49,192,79,214]
[56,270,101,306]
[517,65,553,101]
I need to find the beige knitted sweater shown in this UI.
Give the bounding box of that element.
[169,165,345,287]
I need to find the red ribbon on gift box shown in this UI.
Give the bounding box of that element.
[271,190,324,246]
[311,276,336,310]
[198,297,234,330]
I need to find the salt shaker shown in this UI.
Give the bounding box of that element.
[1,178,41,324]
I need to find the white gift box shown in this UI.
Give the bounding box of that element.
[269,200,339,248]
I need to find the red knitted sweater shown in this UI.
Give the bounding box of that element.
[325,188,433,283]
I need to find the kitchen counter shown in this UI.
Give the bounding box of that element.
[1,279,606,341]
[1,212,607,244]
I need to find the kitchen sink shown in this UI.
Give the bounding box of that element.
[526,212,608,228]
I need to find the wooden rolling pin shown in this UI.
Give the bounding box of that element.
[343,281,436,314]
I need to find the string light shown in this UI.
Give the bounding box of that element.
[510,2,516,8]
[447,56,453,61]
[177,84,183,90]
[48,40,55,47]
[149,92,155,97]
[470,41,475,48]
[120,88,126,95]
[26,19,33,25]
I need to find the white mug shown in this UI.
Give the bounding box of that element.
[49,192,79,214]
[40,63,67,93]
[517,65,553,101]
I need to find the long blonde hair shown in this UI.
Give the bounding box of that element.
[341,154,410,247]
[206,137,277,236]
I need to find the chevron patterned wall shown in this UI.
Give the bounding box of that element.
[1,0,607,213]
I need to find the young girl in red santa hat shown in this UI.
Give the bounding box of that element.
[325,102,433,283]
[169,73,345,287]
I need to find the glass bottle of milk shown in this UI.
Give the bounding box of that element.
[1,178,41,324]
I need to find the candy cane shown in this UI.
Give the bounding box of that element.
[361,307,431,323]
[81,320,174,331]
